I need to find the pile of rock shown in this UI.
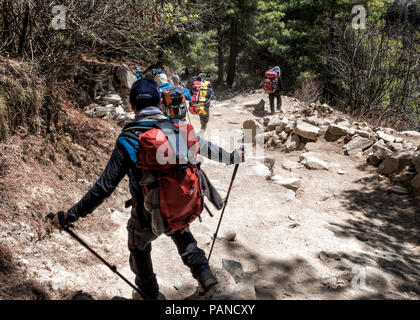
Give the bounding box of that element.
[250,115,322,152]
[83,93,134,124]
[243,102,420,194]
[83,66,138,125]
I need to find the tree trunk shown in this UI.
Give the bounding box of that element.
[17,3,30,57]
[217,23,224,84]
[226,17,238,88]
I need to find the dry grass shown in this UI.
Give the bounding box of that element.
[294,78,322,105]
[0,57,45,142]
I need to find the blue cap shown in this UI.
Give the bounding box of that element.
[129,79,161,110]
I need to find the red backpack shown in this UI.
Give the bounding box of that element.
[190,80,211,115]
[261,70,278,93]
[126,120,203,235]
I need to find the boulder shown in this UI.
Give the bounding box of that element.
[305,116,320,126]
[270,175,302,191]
[113,106,128,123]
[377,131,395,143]
[318,103,333,114]
[327,124,350,136]
[249,161,272,178]
[388,143,403,151]
[393,169,417,187]
[272,135,281,147]
[335,116,350,124]
[247,156,276,174]
[104,94,122,105]
[293,122,320,141]
[319,125,329,137]
[276,117,289,133]
[411,174,420,194]
[253,99,266,112]
[115,67,138,89]
[222,259,245,283]
[284,120,296,133]
[216,226,236,241]
[345,136,375,153]
[281,159,299,171]
[267,117,284,131]
[367,155,382,167]
[84,104,114,118]
[383,127,396,135]
[355,130,374,139]
[285,134,300,152]
[279,131,288,141]
[299,152,319,162]
[372,142,393,160]
[301,157,329,170]
[378,149,416,175]
[400,131,420,138]
[263,131,275,143]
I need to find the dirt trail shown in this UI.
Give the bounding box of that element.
[3,91,419,300]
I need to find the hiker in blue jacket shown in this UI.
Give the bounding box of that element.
[50,78,244,300]
[155,72,192,101]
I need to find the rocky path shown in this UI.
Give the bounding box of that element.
[20,90,420,300]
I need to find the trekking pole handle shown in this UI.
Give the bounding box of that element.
[46,212,74,229]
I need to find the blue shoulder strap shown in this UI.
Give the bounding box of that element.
[118,121,156,164]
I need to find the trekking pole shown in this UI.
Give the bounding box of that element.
[207,163,240,263]
[46,213,148,299]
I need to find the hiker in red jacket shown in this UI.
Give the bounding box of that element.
[50,79,244,300]
[261,66,285,114]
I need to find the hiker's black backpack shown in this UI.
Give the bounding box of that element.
[162,87,187,120]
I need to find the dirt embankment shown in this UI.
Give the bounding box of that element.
[0,106,126,299]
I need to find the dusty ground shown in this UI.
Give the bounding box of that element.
[0,91,419,300]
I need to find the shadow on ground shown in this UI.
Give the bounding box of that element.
[326,173,420,297]
[0,244,51,300]
[218,239,400,300]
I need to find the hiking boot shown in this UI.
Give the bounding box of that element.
[132,287,167,300]
[196,267,218,292]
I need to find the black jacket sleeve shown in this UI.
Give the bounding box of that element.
[197,136,241,164]
[67,141,130,220]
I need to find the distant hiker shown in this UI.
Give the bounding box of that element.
[155,72,190,96]
[134,68,142,80]
[261,66,284,114]
[172,72,180,87]
[50,78,244,300]
[187,73,215,132]
[142,67,165,81]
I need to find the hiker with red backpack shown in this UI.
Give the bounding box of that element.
[187,73,215,132]
[49,78,244,300]
[261,66,284,114]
